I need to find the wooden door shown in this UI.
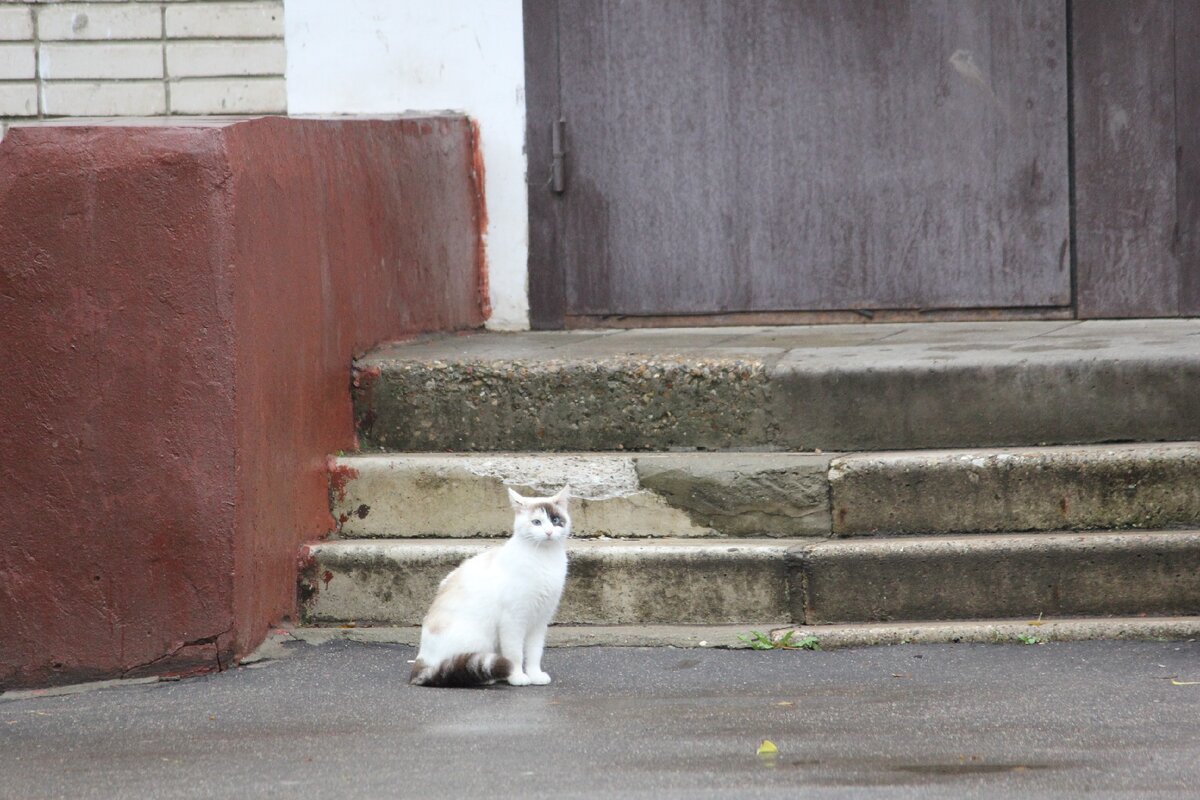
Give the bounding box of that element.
[526,0,1071,326]
[1072,0,1200,318]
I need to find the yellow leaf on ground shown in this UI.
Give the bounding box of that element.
[757,739,778,756]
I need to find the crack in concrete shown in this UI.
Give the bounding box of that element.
[119,627,232,679]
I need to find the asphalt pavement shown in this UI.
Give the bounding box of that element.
[2,639,1199,799]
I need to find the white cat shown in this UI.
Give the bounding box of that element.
[409,485,570,687]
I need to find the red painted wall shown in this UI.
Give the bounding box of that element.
[0,116,486,689]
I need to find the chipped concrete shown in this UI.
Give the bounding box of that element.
[830,442,1200,535]
[331,452,833,538]
[634,453,832,536]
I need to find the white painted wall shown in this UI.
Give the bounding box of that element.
[284,0,528,330]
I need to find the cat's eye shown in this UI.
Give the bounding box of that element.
[551,516,562,526]
[532,519,542,526]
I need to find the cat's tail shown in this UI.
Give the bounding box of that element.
[409,653,513,687]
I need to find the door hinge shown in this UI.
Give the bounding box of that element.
[550,117,566,193]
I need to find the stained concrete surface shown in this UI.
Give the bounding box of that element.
[330,452,833,538]
[303,539,805,626]
[829,443,1200,535]
[355,319,1200,451]
[3,640,1199,799]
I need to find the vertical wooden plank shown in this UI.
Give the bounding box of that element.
[1178,0,1200,316]
[523,0,564,329]
[556,0,1069,316]
[1073,0,1178,317]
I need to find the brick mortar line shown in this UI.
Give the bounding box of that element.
[0,77,283,84]
[31,5,41,117]
[35,37,284,44]
[161,3,169,115]
[165,74,285,80]
[42,1,284,4]
[35,2,283,11]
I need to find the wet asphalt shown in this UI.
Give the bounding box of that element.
[2,639,1199,799]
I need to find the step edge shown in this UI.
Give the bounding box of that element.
[267,616,1200,654]
[771,616,1200,649]
[800,529,1200,556]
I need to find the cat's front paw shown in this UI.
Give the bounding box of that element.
[528,670,551,685]
[507,672,533,686]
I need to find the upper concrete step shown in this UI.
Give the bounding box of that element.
[352,320,1200,452]
[329,443,1200,539]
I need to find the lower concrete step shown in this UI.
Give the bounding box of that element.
[300,531,1200,628]
[277,616,1200,652]
[796,531,1200,623]
[328,443,1200,539]
[352,320,1200,451]
[768,616,1200,649]
[301,538,808,626]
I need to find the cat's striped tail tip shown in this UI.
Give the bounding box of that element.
[409,653,513,688]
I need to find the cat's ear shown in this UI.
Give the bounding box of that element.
[551,484,571,508]
[507,487,528,510]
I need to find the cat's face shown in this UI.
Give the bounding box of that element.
[508,486,571,545]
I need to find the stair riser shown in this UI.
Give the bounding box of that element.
[355,358,776,452]
[831,443,1200,535]
[355,355,1200,452]
[302,541,797,626]
[797,533,1200,623]
[332,444,1200,538]
[302,533,1200,627]
[331,453,831,538]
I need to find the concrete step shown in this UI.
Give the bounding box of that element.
[329,452,832,538]
[299,531,1200,628]
[768,617,1200,649]
[830,442,1200,535]
[351,320,1200,452]
[329,443,1200,539]
[796,531,1200,624]
[301,538,808,626]
[279,616,1200,651]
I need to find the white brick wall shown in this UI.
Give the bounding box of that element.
[38,4,161,41]
[170,76,284,114]
[0,7,35,42]
[167,40,284,78]
[0,44,36,80]
[165,2,283,39]
[41,43,163,80]
[42,81,166,116]
[1,0,286,125]
[0,83,37,117]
